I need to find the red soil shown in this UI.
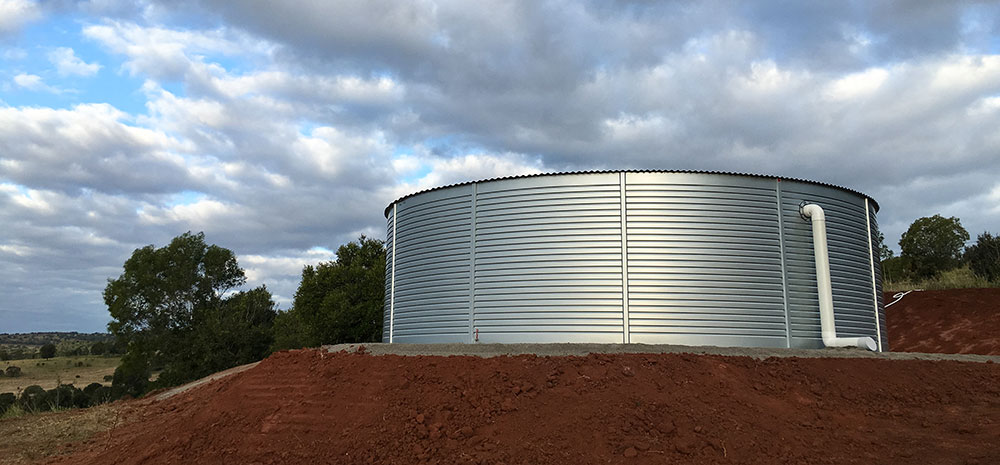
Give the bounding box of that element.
[885,288,1000,355]
[47,348,999,465]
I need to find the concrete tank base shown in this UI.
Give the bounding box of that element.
[326,343,1000,363]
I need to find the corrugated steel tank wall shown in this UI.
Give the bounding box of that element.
[383,171,887,351]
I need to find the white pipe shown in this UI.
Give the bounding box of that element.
[885,289,920,308]
[800,203,878,351]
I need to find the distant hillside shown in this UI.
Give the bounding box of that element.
[0,332,111,346]
[0,332,115,360]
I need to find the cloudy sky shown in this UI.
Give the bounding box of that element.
[2,1,999,332]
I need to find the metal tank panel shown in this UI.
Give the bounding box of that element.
[391,186,473,343]
[383,171,887,350]
[625,172,787,347]
[473,173,624,343]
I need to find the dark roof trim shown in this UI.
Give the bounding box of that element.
[385,169,879,217]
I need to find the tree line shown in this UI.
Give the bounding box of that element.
[0,341,123,361]
[881,214,1000,284]
[104,232,386,398]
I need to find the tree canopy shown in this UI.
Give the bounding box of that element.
[966,232,1000,283]
[39,343,56,359]
[273,236,386,349]
[105,232,276,396]
[899,215,969,279]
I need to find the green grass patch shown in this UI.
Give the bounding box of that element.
[1,356,120,394]
[885,265,999,292]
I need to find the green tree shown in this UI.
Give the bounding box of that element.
[966,232,1000,283]
[105,232,276,395]
[160,286,277,386]
[880,255,910,285]
[90,341,107,356]
[876,232,894,261]
[39,343,56,359]
[271,308,309,351]
[899,215,969,279]
[0,349,9,361]
[278,236,386,348]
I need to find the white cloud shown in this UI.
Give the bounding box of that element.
[12,72,74,94]
[824,68,890,101]
[48,47,102,76]
[3,47,26,59]
[0,103,188,193]
[83,20,272,81]
[13,73,53,92]
[398,151,546,196]
[0,0,39,37]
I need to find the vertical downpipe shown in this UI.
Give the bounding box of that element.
[619,172,630,344]
[801,203,877,351]
[390,204,397,343]
[775,179,791,348]
[469,183,478,343]
[864,198,883,352]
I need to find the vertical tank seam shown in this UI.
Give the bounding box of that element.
[776,179,791,348]
[469,183,478,342]
[620,171,630,344]
[390,203,396,343]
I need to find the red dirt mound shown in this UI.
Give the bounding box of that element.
[47,349,999,465]
[885,288,1000,355]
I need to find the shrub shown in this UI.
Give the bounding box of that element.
[881,256,910,284]
[39,343,56,359]
[45,385,82,410]
[966,232,1000,283]
[84,383,113,405]
[90,341,107,356]
[4,366,21,377]
[0,392,15,414]
[19,385,49,412]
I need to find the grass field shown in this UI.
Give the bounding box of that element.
[1,356,120,394]
[0,402,124,465]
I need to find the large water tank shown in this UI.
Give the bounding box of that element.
[383,171,887,351]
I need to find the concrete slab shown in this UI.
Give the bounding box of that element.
[324,343,1000,363]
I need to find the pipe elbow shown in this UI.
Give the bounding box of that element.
[823,334,878,351]
[800,202,825,221]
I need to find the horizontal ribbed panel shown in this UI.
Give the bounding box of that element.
[472,174,623,343]
[391,187,472,343]
[626,173,786,347]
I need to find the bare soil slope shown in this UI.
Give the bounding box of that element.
[45,348,999,465]
[885,288,1000,355]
